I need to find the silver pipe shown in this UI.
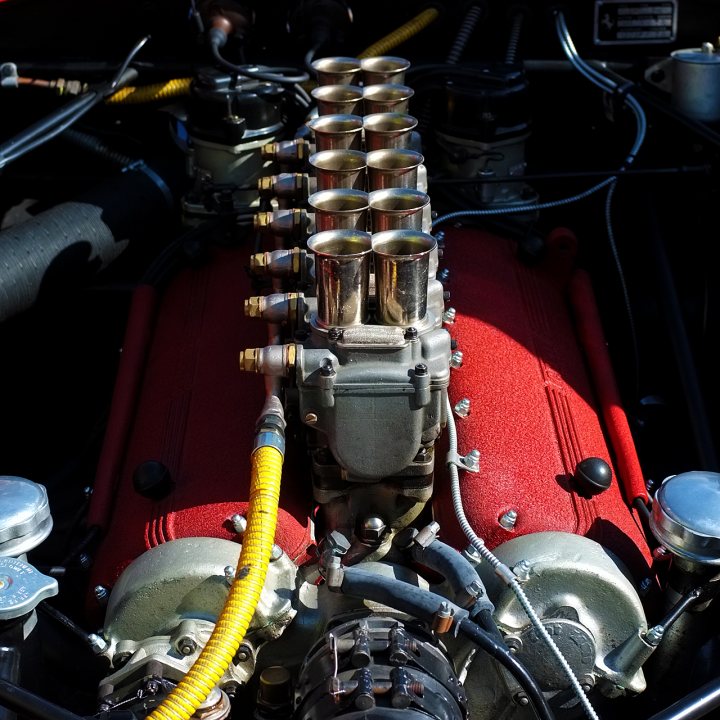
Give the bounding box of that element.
[308,189,369,231]
[308,114,363,151]
[366,149,423,190]
[363,113,418,151]
[360,56,411,85]
[311,85,363,116]
[309,149,367,191]
[362,84,414,114]
[372,229,436,325]
[307,230,372,327]
[369,188,429,231]
[311,56,362,86]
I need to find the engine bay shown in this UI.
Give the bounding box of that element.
[1,2,720,720]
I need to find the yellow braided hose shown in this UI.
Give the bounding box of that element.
[106,78,192,105]
[147,444,284,720]
[358,7,440,59]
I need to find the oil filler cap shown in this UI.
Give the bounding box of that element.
[650,471,720,566]
[0,476,53,557]
[0,556,58,621]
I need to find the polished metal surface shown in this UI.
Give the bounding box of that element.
[363,113,418,151]
[311,84,363,116]
[0,556,58,620]
[360,56,411,85]
[0,475,53,556]
[369,188,430,231]
[366,148,423,190]
[362,84,414,114]
[311,56,362,86]
[307,230,372,327]
[308,114,363,151]
[308,189,369,231]
[372,230,435,325]
[309,149,367,191]
[650,471,720,565]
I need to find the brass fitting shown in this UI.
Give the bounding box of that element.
[239,348,259,373]
[257,176,274,196]
[244,296,263,318]
[249,252,268,274]
[254,212,272,230]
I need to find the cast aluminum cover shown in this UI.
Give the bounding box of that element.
[0,475,53,557]
[650,471,720,565]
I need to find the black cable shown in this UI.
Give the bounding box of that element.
[0,678,86,720]
[475,607,506,646]
[338,567,555,720]
[209,43,309,85]
[38,604,91,645]
[62,129,136,168]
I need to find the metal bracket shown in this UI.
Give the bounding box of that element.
[447,449,480,473]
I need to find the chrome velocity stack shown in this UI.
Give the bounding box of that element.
[361,56,411,85]
[372,230,436,326]
[312,56,362,85]
[309,150,367,191]
[369,188,430,231]
[308,230,372,327]
[363,113,418,151]
[308,115,363,151]
[311,85,364,116]
[367,149,423,190]
[363,84,414,114]
[308,189,369,231]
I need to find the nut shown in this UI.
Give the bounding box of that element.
[239,348,259,372]
[244,296,263,318]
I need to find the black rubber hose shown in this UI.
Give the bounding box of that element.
[505,9,525,64]
[446,4,484,65]
[339,567,555,720]
[0,165,175,323]
[408,538,489,607]
[0,678,86,720]
[647,677,720,720]
[62,129,136,168]
[475,607,506,646]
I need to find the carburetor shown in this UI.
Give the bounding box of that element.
[240,55,451,547]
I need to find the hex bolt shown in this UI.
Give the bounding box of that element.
[320,359,335,377]
[463,449,480,472]
[639,577,652,596]
[231,513,247,534]
[514,693,530,707]
[645,625,665,646]
[359,516,387,545]
[328,327,342,342]
[145,679,162,695]
[450,350,464,369]
[94,585,109,604]
[224,566,235,585]
[442,307,456,325]
[87,633,109,655]
[304,412,319,425]
[404,327,418,341]
[270,544,284,562]
[414,363,428,377]
[462,544,482,565]
[178,637,198,656]
[499,509,518,530]
[454,397,471,418]
[505,637,523,654]
[434,230,445,244]
[78,553,92,570]
[235,644,252,663]
[513,559,532,582]
[438,268,450,283]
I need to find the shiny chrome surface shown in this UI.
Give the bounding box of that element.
[363,113,418,151]
[650,471,720,565]
[0,475,53,556]
[308,189,369,231]
[369,188,429,231]
[307,230,372,327]
[308,114,363,151]
[362,84,414,114]
[309,149,367,191]
[366,148,423,190]
[311,85,363,116]
[372,229,436,325]
[311,56,362,85]
[360,56,411,85]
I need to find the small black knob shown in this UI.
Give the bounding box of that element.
[574,457,612,497]
[133,461,174,500]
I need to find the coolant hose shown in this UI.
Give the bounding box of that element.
[358,8,440,59]
[148,432,284,720]
[106,78,192,105]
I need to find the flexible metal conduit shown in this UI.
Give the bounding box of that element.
[358,8,440,59]
[148,403,285,720]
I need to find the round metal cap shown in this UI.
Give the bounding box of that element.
[0,556,58,620]
[650,471,720,565]
[0,476,53,557]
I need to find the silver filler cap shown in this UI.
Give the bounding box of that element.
[650,471,720,565]
[0,476,53,557]
[0,556,58,620]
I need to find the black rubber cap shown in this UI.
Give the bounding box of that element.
[574,457,612,497]
[133,460,174,500]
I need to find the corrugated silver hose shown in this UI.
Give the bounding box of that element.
[444,395,601,720]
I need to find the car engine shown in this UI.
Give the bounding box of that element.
[1,3,719,720]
